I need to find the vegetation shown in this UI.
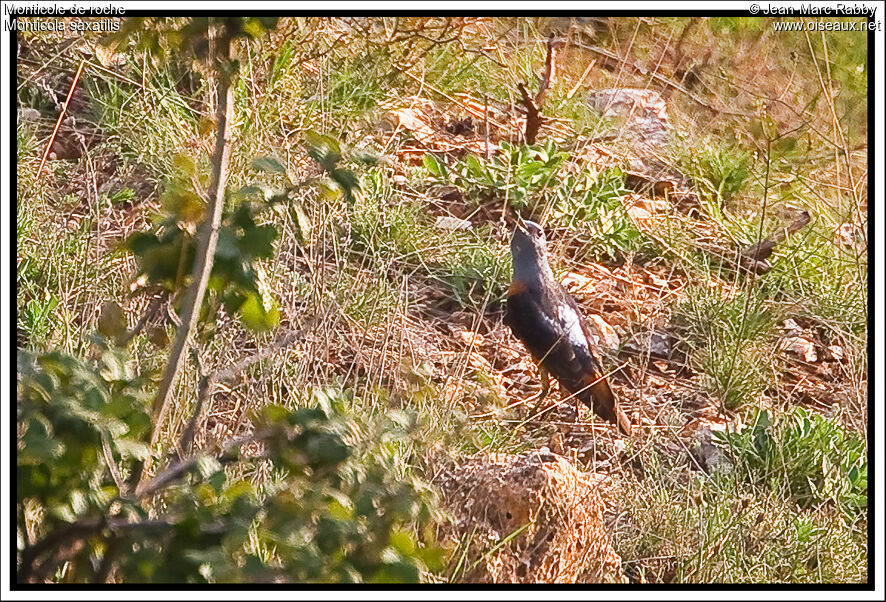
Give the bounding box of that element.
[16,15,867,584]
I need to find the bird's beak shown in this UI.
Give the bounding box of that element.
[515,214,528,233]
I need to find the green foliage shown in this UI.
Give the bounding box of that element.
[125,176,281,332]
[615,433,867,583]
[673,283,779,410]
[438,225,512,308]
[110,17,280,66]
[125,132,365,333]
[552,167,657,260]
[19,293,59,347]
[18,349,442,583]
[678,140,751,216]
[305,131,370,204]
[17,348,153,511]
[424,144,653,261]
[440,140,569,209]
[716,407,867,517]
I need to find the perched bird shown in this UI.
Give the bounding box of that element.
[505,218,631,436]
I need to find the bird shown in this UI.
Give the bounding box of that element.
[505,217,632,436]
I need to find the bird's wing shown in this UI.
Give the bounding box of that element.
[506,285,575,368]
[507,286,599,389]
[556,288,632,435]
[561,289,609,368]
[507,285,631,435]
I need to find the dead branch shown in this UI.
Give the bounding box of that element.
[518,35,565,145]
[535,34,565,107]
[518,82,541,145]
[739,210,812,274]
[35,59,86,181]
[177,317,319,456]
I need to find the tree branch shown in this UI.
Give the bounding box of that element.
[147,24,237,452]
[17,517,104,583]
[178,319,318,457]
[517,82,541,145]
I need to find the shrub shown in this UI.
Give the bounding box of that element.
[716,406,867,518]
[17,349,443,583]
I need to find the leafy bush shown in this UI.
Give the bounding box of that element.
[424,143,654,261]
[673,284,779,410]
[551,167,657,260]
[125,170,282,332]
[716,407,867,518]
[438,224,511,307]
[17,348,442,583]
[678,141,751,217]
[424,140,568,209]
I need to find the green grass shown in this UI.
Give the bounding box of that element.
[614,405,867,583]
[671,281,781,411]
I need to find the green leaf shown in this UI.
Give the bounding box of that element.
[19,415,65,462]
[370,560,420,583]
[330,169,360,202]
[304,432,351,468]
[422,153,447,179]
[114,438,152,461]
[197,455,223,479]
[260,403,291,424]
[162,179,205,224]
[237,292,280,331]
[224,479,256,502]
[305,131,343,170]
[250,156,287,174]
[239,224,278,259]
[97,300,128,343]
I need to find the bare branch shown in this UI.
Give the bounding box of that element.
[147,23,238,452]
[517,82,541,145]
[535,34,565,107]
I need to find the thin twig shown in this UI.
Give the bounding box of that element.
[517,82,541,145]
[35,59,86,182]
[535,34,564,107]
[147,25,237,450]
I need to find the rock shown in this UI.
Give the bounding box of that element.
[783,335,817,363]
[782,318,802,334]
[826,345,844,361]
[435,215,472,230]
[588,88,670,146]
[623,328,670,358]
[434,452,627,583]
[688,424,733,474]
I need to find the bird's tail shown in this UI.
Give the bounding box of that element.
[582,377,632,437]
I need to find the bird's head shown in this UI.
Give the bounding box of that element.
[511,216,546,256]
[510,217,551,279]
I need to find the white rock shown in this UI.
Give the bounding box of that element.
[783,336,817,362]
[435,216,472,230]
